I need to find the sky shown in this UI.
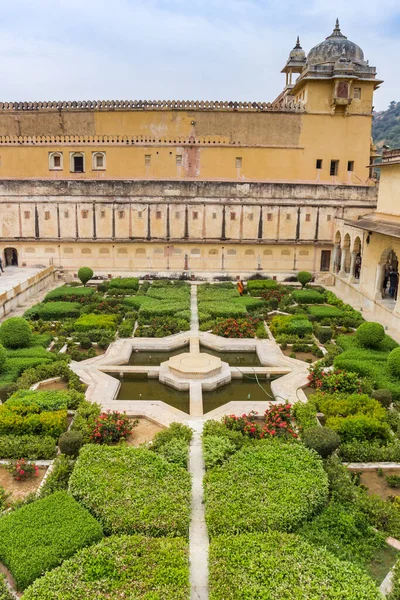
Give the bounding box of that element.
[0,0,398,111]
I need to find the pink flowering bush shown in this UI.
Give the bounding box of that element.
[222,406,297,440]
[6,458,39,481]
[89,411,137,444]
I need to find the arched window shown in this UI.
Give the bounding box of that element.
[81,248,91,255]
[245,249,255,256]
[135,248,146,256]
[191,248,201,256]
[209,249,218,255]
[49,152,63,170]
[227,249,236,256]
[92,152,106,170]
[70,152,85,173]
[263,249,272,256]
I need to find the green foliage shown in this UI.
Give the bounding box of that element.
[339,440,400,462]
[307,305,344,320]
[0,491,103,590]
[70,400,101,444]
[209,531,381,600]
[108,277,139,291]
[357,322,385,348]
[5,389,71,412]
[326,414,391,443]
[204,441,328,536]
[203,435,236,469]
[388,347,400,378]
[372,389,393,408]
[292,401,318,432]
[118,318,135,338]
[0,345,6,374]
[58,430,83,457]
[270,314,313,338]
[78,267,94,286]
[39,455,75,498]
[211,316,261,338]
[15,361,84,395]
[299,501,387,568]
[386,475,400,488]
[24,301,82,321]
[135,316,190,337]
[303,426,340,458]
[69,445,191,537]
[315,326,333,344]
[151,422,193,450]
[0,434,56,459]
[292,290,324,304]
[23,534,189,600]
[246,279,277,293]
[0,404,67,437]
[0,317,32,348]
[372,101,400,148]
[44,286,95,301]
[73,313,118,331]
[153,438,189,469]
[315,392,385,419]
[202,419,249,450]
[0,575,13,600]
[388,558,400,600]
[297,271,312,288]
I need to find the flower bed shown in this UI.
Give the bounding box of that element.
[23,534,189,600]
[211,317,265,338]
[209,531,381,599]
[204,440,328,537]
[0,491,103,591]
[69,445,191,537]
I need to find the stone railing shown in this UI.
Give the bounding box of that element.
[0,134,239,146]
[0,98,305,112]
[382,148,400,162]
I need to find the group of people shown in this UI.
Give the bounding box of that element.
[383,265,399,300]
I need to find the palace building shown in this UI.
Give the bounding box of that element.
[0,20,383,280]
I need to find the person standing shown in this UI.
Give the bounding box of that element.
[0,256,4,274]
[389,268,398,299]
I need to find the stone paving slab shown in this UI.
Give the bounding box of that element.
[0,267,44,295]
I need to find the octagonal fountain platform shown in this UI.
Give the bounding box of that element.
[159,351,231,391]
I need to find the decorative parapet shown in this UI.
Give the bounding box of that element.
[382,148,400,163]
[0,99,305,112]
[0,134,241,146]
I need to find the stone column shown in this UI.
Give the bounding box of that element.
[374,262,384,300]
[349,252,357,282]
[339,248,347,276]
[331,245,338,272]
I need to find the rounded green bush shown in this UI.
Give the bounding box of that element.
[77,267,94,287]
[0,344,7,373]
[356,322,385,348]
[204,441,328,536]
[59,430,83,457]
[371,389,393,408]
[388,347,400,378]
[0,317,32,349]
[297,271,312,288]
[303,426,341,458]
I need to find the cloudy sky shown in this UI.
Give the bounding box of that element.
[0,0,398,111]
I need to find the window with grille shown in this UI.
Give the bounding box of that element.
[330,160,339,176]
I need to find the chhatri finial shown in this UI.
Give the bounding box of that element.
[327,17,347,39]
[335,18,340,31]
[295,36,301,48]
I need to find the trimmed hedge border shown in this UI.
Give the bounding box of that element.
[204,440,328,536]
[23,534,189,600]
[69,445,191,537]
[0,491,103,591]
[209,532,381,599]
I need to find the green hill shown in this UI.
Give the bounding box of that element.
[373,101,400,150]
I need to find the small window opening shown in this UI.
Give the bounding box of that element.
[330,160,339,176]
[305,214,311,222]
[44,211,50,220]
[230,212,236,221]
[24,211,30,219]
[316,159,323,170]
[156,211,162,220]
[73,155,84,173]
[354,87,361,99]
[267,213,273,221]
[64,211,69,218]
[235,157,242,168]
[286,214,291,221]
[193,212,198,220]
[81,210,88,219]
[347,161,354,172]
[118,211,125,219]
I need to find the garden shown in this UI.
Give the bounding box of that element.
[203,408,400,598]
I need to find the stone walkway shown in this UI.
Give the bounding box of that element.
[0,267,58,322]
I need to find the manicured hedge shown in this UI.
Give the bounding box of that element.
[292,290,325,304]
[69,445,191,537]
[209,531,381,599]
[339,440,400,462]
[108,277,139,291]
[198,301,247,320]
[0,434,57,459]
[24,302,82,321]
[5,389,71,412]
[306,305,343,320]
[0,575,13,600]
[356,322,385,348]
[204,441,328,536]
[44,286,95,302]
[73,313,118,331]
[23,535,189,600]
[0,405,67,437]
[0,491,103,591]
[247,279,277,292]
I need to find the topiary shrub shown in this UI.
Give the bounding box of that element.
[297,271,312,288]
[315,326,333,344]
[303,426,341,458]
[0,317,32,349]
[0,344,7,373]
[58,430,83,457]
[77,267,94,287]
[388,347,400,378]
[371,389,393,408]
[356,322,385,348]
